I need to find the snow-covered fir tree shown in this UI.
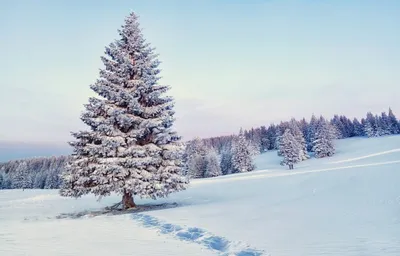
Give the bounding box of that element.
[388,108,400,134]
[307,114,318,151]
[266,124,278,150]
[364,112,377,137]
[312,118,336,158]
[231,129,254,173]
[378,113,391,135]
[288,119,309,160]
[248,140,261,157]
[33,173,47,189]
[364,121,375,138]
[186,154,206,179]
[374,115,387,136]
[275,129,283,156]
[220,147,233,175]
[353,118,364,136]
[183,138,208,178]
[259,126,269,152]
[16,162,32,190]
[59,12,188,209]
[331,115,345,139]
[278,129,301,170]
[204,149,222,178]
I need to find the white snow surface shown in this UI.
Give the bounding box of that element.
[1,135,400,255]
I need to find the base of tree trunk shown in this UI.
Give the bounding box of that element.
[289,165,294,170]
[122,192,136,209]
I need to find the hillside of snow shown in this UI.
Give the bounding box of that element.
[1,136,400,256]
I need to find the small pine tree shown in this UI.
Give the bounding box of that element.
[288,119,309,161]
[187,154,206,179]
[204,150,222,178]
[353,118,364,136]
[184,138,208,178]
[231,129,254,173]
[312,119,336,158]
[279,129,301,170]
[33,173,47,189]
[60,12,188,209]
[307,114,318,151]
[388,108,400,134]
[13,162,32,190]
[364,112,377,137]
[266,124,278,150]
[275,129,283,156]
[379,113,391,135]
[220,147,233,175]
[260,126,269,152]
[364,121,375,137]
[331,115,345,139]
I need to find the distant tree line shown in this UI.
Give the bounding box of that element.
[186,108,400,175]
[1,108,399,189]
[0,156,69,190]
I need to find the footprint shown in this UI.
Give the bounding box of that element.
[176,227,205,241]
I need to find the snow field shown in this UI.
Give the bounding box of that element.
[1,135,400,255]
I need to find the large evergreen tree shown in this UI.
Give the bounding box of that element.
[60,12,188,209]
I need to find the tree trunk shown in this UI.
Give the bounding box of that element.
[122,192,136,209]
[289,164,293,170]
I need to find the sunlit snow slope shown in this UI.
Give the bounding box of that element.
[1,136,399,256]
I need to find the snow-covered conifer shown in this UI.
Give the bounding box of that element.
[231,129,254,173]
[288,119,309,161]
[388,108,400,134]
[378,113,391,135]
[364,121,375,138]
[220,148,233,175]
[331,115,345,139]
[353,118,364,137]
[279,129,301,169]
[12,162,32,190]
[364,112,377,137]
[260,126,269,152]
[183,138,208,178]
[186,154,206,179]
[265,125,277,150]
[60,12,188,209]
[275,129,283,156]
[34,173,47,189]
[312,118,336,158]
[204,150,222,178]
[307,114,318,151]
[248,140,261,157]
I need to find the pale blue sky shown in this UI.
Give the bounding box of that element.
[1,0,400,160]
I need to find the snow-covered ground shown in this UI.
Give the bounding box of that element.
[1,136,400,255]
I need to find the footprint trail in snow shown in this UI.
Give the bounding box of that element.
[132,213,267,256]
